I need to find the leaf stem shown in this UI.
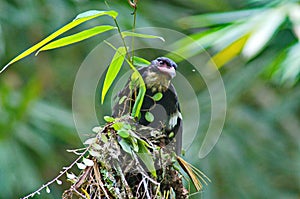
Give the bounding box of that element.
[131,2,138,64]
[113,19,131,61]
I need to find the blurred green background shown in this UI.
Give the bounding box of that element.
[0,0,299,198]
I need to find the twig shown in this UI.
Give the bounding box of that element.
[127,0,138,8]
[115,162,134,198]
[21,145,91,199]
[93,161,111,199]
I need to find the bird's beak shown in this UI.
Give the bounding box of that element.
[157,63,176,79]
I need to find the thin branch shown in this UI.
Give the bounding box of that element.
[94,162,111,198]
[113,19,131,60]
[21,145,91,199]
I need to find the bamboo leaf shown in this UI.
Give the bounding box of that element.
[132,56,151,67]
[121,31,165,42]
[242,8,285,58]
[280,43,300,85]
[37,25,116,53]
[104,41,146,117]
[211,34,249,68]
[1,10,118,74]
[125,62,146,118]
[101,47,126,103]
[74,10,118,20]
[177,9,262,29]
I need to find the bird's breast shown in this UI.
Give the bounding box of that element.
[144,71,171,93]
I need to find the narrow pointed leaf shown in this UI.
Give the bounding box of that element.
[130,70,146,118]
[177,9,262,29]
[1,10,118,74]
[212,34,249,68]
[117,130,130,138]
[132,56,151,67]
[104,41,146,117]
[137,140,156,177]
[242,8,285,58]
[121,31,165,42]
[37,26,116,53]
[74,10,118,20]
[101,47,126,103]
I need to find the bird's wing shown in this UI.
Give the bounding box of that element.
[167,83,183,155]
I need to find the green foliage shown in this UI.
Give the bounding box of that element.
[145,111,155,123]
[1,0,300,198]
[132,56,151,67]
[0,10,118,73]
[152,92,163,101]
[37,25,117,52]
[101,46,127,103]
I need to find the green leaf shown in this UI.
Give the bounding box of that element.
[129,69,146,118]
[211,34,249,68]
[242,8,285,58]
[123,123,131,130]
[121,31,165,42]
[168,132,175,138]
[117,130,130,138]
[145,112,154,123]
[130,137,139,152]
[119,139,132,154]
[104,116,115,122]
[118,96,127,105]
[1,10,118,74]
[177,9,262,29]
[37,25,116,53]
[104,42,146,118]
[132,56,151,67]
[112,122,123,130]
[100,134,108,143]
[137,140,157,178]
[152,92,163,101]
[101,47,127,103]
[74,10,118,20]
[280,43,300,85]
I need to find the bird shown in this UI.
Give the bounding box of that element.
[112,57,182,155]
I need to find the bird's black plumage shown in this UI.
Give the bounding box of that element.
[112,57,182,155]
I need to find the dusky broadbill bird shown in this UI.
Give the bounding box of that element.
[112,57,182,155]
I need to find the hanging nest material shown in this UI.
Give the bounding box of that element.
[62,115,209,199]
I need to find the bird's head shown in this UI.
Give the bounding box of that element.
[151,57,177,79]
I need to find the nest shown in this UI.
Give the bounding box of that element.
[21,115,209,199]
[62,115,189,199]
